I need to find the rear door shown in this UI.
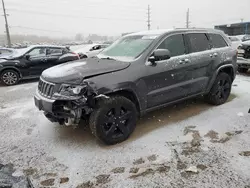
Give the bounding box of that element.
[146,33,193,108]
[46,47,64,67]
[184,33,213,95]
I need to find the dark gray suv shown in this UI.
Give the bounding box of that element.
[34,28,237,145]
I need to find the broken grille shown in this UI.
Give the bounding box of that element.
[38,78,55,98]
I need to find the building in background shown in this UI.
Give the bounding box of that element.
[215,22,250,36]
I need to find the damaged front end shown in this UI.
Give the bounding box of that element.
[35,78,106,127]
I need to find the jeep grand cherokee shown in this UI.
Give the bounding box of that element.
[34,28,237,145]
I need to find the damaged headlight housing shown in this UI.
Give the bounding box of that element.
[59,84,87,96]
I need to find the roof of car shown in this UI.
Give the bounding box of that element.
[28,45,66,48]
[127,28,223,36]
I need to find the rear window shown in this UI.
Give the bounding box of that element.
[209,34,228,48]
[186,33,210,53]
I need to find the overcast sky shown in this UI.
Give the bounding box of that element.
[1,0,250,38]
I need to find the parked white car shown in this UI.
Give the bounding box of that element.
[74,44,109,59]
[228,36,242,49]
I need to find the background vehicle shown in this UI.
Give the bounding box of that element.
[228,36,242,49]
[35,28,237,145]
[0,48,15,57]
[0,45,79,86]
[242,35,250,42]
[237,40,250,73]
[74,44,109,59]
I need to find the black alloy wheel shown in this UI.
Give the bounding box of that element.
[90,96,137,145]
[1,70,19,86]
[206,72,232,105]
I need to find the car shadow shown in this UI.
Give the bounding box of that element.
[54,94,237,148]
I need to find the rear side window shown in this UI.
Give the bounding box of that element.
[186,33,210,53]
[47,48,63,55]
[209,34,228,48]
[157,34,186,57]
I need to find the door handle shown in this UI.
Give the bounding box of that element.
[179,59,190,64]
[210,53,218,58]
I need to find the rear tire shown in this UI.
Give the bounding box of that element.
[0,70,20,86]
[89,96,137,145]
[205,72,232,105]
[238,68,248,73]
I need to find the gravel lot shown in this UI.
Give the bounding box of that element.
[0,74,250,188]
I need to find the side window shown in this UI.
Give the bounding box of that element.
[28,48,46,57]
[47,48,63,55]
[157,34,186,57]
[209,34,228,48]
[186,33,210,53]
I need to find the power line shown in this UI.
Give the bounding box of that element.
[7,8,145,22]
[1,0,11,47]
[7,1,146,12]
[32,0,145,10]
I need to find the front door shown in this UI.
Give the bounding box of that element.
[26,47,49,76]
[145,34,192,108]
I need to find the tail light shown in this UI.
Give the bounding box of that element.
[71,52,80,59]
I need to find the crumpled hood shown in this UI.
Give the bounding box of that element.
[41,58,130,84]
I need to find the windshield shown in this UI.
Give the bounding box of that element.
[98,35,156,61]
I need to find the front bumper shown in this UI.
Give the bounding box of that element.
[237,57,250,68]
[34,90,55,112]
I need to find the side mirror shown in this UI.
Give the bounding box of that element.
[24,54,30,60]
[151,49,171,62]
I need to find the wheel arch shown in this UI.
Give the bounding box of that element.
[0,67,22,78]
[206,64,235,93]
[106,89,141,115]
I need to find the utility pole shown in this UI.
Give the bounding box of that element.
[186,8,190,28]
[1,0,11,47]
[147,5,151,30]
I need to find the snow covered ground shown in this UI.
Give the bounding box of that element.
[0,74,250,188]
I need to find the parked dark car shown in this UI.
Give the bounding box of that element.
[34,29,237,145]
[237,41,250,73]
[0,45,79,85]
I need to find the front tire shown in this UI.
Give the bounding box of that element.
[89,96,137,145]
[0,70,20,86]
[205,72,232,105]
[238,67,248,73]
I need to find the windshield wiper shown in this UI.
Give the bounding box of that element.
[100,57,116,60]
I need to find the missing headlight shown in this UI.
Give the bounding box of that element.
[59,84,87,96]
